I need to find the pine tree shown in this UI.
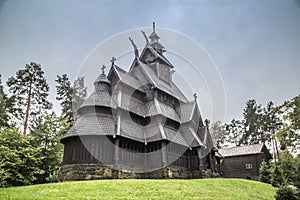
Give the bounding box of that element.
[72,77,87,120]
[242,99,263,144]
[259,161,271,184]
[224,119,243,146]
[0,75,9,129]
[271,164,283,187]
[6,62,52,135]
[276,95,300,154]
[55,74,73,123]
[55,74,86,123]
[210,121,225,148]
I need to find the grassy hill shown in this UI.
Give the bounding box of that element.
[0,178,276,200]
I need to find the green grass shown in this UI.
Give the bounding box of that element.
[0,178,276,200]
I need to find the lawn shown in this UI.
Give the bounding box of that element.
[0,178,276,200]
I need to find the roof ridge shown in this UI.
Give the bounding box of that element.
[114,65,127,73]
[221,143,263,150]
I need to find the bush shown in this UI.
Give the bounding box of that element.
[259,161,271,184]
[271,165,283,187]
[0,128,43,187]
[275,185,299,200]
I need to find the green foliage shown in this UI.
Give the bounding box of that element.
[242,99,263,144]
[279,151,297,185]
[0,128,43,187]
[55,74,87,124]
[72,77,87,120]
[294,162,300,189]
[30,112,69,184]
[275,185,299,200]
[224,118,243,146]
[0,75,9,129]
[209,121,225,148]
[0,179,276,200]
[271,164,283,187]
[271,151,299,190]
[6,62,52,129]
[225,100,283,147]
[55,74,73,123]
[276,95,300,153]
[0,94,9,129]
[259,161,271,184]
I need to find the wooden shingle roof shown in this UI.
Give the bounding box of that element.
[61,29,215,150]
[218,143,268,157]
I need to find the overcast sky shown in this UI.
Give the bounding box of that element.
[0,0,300,122]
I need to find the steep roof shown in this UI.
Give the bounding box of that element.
[61,113,115,141]
[139,44,173,67]
[218,143,270,158]
[136,59,187,102]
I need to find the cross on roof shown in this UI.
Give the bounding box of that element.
[101,65,106,75]
[153,21,155,32]
[110,57,116,66]
[193,93,198,102]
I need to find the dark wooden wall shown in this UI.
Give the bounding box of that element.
[62,136,201,172]
[220,153,264,180]
[62,136,114,165]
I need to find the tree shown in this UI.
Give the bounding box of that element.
[72,77,87,120]
[259,161,271,184]
[55,75,87,124]
[241,99,263,144]
[30,112,69,183]
[276,95,300,154]
[224,119,243,146]
[55,74,73,123]
[209,121,225,148]
[0,95,9,129]
[261,101,282,161]
[0,75,9,129]
[0,128,43,187]
[271,164,283,187]
[6,62,52,135]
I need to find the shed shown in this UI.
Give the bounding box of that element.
[218,143,272,180]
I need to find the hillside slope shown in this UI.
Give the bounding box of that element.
[0,178,276,200]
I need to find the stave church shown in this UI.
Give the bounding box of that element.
[58,23,220,181]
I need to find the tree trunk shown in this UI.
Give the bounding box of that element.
[23,82,32,136]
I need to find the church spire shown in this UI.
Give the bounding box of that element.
[149,21,160,43]
[148,22,165,54]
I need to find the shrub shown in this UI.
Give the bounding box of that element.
[271,165,283,187]
[259,161,271,184]
[275,185,299,200]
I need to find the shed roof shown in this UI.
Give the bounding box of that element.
[218,143,267,157]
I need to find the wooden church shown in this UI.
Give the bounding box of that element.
[59,23,219,181]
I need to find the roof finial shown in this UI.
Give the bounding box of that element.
[110,57,116,66]
[141,30,149,44]
[101,65,106,75]
[129,37,139,58]
[153,21,155,32]
[193,93,198,102]
[205,119,210,130]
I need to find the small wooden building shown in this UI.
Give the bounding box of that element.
[218,144,272,180]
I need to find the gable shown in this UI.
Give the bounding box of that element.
[107,66,121,87]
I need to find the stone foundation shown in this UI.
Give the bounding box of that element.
[58,164,218,182]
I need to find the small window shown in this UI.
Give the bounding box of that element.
[246,163,253,169]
